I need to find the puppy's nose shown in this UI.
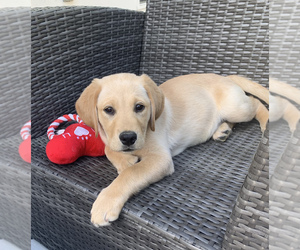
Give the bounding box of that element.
[119,131,137,146]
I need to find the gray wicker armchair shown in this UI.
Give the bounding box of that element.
[0,8,31,250]
[31,1,269,249]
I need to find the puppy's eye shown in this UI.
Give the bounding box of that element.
[135,104,145,113]
[104,106,115,115]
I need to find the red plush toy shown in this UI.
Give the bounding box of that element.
[19,120,31,163]
[46,114,105,164]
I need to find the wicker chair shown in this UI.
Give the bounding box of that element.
[31,1,269,249]
[0,8,31,250]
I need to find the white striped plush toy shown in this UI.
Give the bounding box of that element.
[19,120,31,163]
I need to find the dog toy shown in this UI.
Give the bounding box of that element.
[46,114,105,164]
[19,120,31,163]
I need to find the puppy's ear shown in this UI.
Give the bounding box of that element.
[75,79,102,137]
[141,74,164,131]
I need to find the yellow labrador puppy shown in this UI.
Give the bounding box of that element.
[76,73,269,227]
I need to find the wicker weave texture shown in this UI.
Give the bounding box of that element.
[32,121,262,249]
[270,123,300,249]
[270,0,300,87]
[31,7,144,138]
[270,1,300,248]
[0,8,31,139]
[0,8,31,250]
[32,137,189,250]
[0,135,31,250]
[222,126,269,249]
[269,121,291,175]
[141,0,268,86]
[126,123,263,249]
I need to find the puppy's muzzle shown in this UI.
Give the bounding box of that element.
[119,131,137,147]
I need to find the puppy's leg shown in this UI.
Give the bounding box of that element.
[252,97,269,131]
[91,150,174,227]
[221,93,268,132]
[282,101,300,132]
[213,122,234,142]
[105,147,139,174]
[270,95,300,132]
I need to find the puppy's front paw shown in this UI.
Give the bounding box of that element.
[127,155,139,166]
[91,188,124,227]
[116,154,139,174]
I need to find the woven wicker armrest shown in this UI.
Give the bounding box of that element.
[0,135,31,250]
[0,8,31,250]
[222,125,269,249]
[269,1,300,246]
[0,8,31,139]
[270,122,300,249]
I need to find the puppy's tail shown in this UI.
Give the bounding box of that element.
[270,78,300,105]
[226,75,269,105]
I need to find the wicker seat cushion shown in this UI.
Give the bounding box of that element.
[32,121,262,249]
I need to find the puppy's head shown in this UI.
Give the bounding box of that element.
[75,73,164,152]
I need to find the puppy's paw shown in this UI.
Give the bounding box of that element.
[91,188,124,227]
[125,154,139,167]
[116,154,139,174]
[213,123,232,142]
